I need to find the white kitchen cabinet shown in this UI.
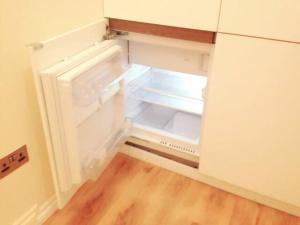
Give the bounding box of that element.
[218,0,300,43]
[104,0,222,31]
[200,33,300,207]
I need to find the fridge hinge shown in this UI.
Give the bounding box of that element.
[103,30,129,40]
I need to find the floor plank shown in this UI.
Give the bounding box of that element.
[44,153,300,225]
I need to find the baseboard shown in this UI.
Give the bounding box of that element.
[121,145,300,217]
[36,196,57,225]
[12,204,38,225]
[11,196,57,225]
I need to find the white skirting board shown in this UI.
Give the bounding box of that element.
[12,196,57,225]
[121,145,300,217]
[12,205,38,225]
[36,196,57,225]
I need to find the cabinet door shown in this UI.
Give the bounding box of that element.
[200,34,300,207]
[219,0,300,43]
[104,0,222,31]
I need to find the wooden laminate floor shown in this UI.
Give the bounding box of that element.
[44,153,300,225]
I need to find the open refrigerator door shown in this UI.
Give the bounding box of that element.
[41,43,130,192]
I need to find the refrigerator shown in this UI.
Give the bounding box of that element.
[28,19,213,207]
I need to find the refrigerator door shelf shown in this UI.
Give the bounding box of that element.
[40,44,127,192]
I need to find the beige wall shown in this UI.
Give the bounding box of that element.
[0,1,103,224]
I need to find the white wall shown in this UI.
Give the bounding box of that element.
[0,1,103,224]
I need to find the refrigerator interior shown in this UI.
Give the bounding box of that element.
[125,64,207,149]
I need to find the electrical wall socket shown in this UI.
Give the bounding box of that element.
[0,145,29,179]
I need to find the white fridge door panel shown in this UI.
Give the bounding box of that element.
[42,44,126,193]
[41,75,74,192]
[28,19,130,208]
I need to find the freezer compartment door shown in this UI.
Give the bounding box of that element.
[41,44,128,192]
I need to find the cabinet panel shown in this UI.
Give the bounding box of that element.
[200,34,300,206]
[219,0,300,43]
[104,0,222,31]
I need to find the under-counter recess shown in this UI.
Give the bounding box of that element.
[104,0,222,32]
[218,0,300,43]
[28,19,300,217]
[28,19,212,207]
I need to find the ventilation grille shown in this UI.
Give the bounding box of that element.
[160,140,197,154]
